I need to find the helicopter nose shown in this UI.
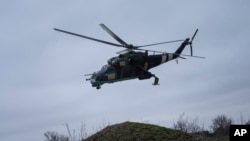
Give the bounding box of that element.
[90,79,102,89]
[90,79,96,84]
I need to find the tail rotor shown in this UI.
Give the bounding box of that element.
[189,29,198,56]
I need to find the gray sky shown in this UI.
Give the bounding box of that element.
[1,0,250,140]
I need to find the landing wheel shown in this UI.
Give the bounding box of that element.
[96,86,101,89]
[152,75,159,85]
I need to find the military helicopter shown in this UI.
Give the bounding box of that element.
[54,24,204,89]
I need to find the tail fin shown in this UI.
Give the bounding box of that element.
[174,38,190,59]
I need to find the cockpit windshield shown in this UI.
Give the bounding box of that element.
[99,64,112,73]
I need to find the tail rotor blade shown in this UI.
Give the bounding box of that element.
[189,29,198,56]
[190,45,193,56]
[191,29,198,41]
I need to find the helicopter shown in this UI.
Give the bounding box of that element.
[54,23,204,89]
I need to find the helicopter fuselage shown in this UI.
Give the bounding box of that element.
[88,51,177,89]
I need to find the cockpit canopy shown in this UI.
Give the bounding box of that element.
[91,64,114,81]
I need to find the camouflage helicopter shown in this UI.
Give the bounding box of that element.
[54,24,204,89]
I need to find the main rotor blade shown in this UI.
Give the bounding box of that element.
[179,56,187,59]
[54,28,124,47]
[135,48,205,59]
[181,52,206,59]
[135,40,184,48]
[99,23,129,46]
[116,49,133,54]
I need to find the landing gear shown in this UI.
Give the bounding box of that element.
[96,86,101,89]
[137,66,159,85]
[152,74,159,85]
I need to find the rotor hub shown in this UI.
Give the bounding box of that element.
[127,44,134,49]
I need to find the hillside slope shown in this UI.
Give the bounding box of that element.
[84,121,196,141]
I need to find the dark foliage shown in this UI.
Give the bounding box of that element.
[210,114,232,136]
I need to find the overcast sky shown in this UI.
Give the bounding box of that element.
[1,0,250,140]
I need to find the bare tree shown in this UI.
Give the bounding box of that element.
[173,113,202,133]
[65,122,88,141]
[44,131,69,141]
[173,113,188,132]
[188,117,201,133]
[246,118,250,125]
[210,114,232,136]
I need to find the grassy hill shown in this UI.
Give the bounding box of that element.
[84,121,198,141]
